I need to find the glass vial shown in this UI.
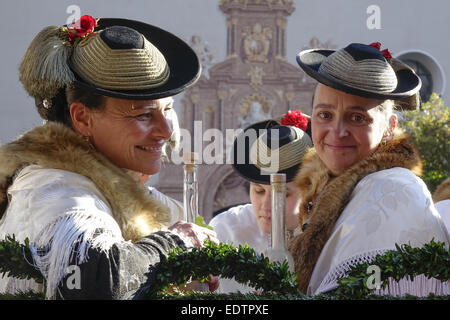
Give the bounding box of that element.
[182,152,209,291]
[183,152,198,223]
[264,173,295,272]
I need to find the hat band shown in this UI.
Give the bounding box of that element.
[70,33,170,91]
[249,127,312,173]
[318,49,398,94]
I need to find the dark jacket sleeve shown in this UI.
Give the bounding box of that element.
[57,231,186,300]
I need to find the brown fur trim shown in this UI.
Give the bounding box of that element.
[287,130,423,292]
[0,122,170,242]
[433,177,450,203]
[294,147,331,226]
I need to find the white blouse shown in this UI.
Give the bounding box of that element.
[434,199,450,235]
[309,167,450,296]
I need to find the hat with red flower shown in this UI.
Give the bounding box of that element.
[232,110,312,184]
[296,42,421,110]
[19,15,201,119]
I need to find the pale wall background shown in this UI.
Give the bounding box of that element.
[1,0,449,144]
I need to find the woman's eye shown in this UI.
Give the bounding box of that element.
[254,189,265,194]
[136,113,151,120]
[164,108,173,116]
[349,113,371,124]
[316,111,331,120]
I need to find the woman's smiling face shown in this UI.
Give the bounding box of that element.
[87,96,175,175]
[311,84,390,175]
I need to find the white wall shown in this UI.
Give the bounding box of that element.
[1,0,449,143]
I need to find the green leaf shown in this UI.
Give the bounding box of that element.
[195,216,214,230]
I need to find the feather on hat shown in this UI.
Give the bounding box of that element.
[19,26,75,101]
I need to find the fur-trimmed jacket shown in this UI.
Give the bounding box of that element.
[0,122,186,299]
[288,132,450,295]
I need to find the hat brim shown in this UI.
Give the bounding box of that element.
[231,119,307,185]
[73,18,201,100]
[296,49,421,100]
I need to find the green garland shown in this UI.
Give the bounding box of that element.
[144,239,450,299]
[0,235,44,284]
[144,240,300,298]
[0,236,448,300]
[334,239,450,299]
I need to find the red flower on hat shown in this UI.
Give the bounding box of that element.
[66,15,99,44]
[281,110,308,131]
[369,42,381,50]
[381,49,392,61]
[368,41,392,61]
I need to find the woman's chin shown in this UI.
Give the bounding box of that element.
[130,161,161,176]
[324,158,357,175]
[141,166,160,176]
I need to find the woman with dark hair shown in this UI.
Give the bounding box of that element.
[0,16,217,299]
[288,42,449,296]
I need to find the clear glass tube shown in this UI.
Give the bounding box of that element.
[183,152,198,223]
[182,152,209,292]
[271,174,286,250]
[264,174,295,272]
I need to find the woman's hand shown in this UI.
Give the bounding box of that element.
[180,275,219,293]
[168,221,220,293]
[169,221,218,248]
[207,275,219,292]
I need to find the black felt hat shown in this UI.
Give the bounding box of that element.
[72,18,201,100]
[232,114,313,185]
[296,43,422,109]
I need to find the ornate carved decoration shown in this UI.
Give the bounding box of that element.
[242,23,273,63]
[248,66,265,91]
[189,35,215,78]
[238,94,271,128]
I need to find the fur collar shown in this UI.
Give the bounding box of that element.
[433,177,450,203]
[0,122,170,242]
[287,130,423,292]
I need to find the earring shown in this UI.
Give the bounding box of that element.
[83,135,95,149]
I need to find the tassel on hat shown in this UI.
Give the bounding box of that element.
[18,26,75,101]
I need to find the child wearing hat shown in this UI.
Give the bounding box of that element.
[209,110,313,293]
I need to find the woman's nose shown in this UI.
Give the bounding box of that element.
[153,111,173,141]
[332,119,349,138]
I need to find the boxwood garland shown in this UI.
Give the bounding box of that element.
[0,235,44,284]
[143,240,300,298]
[0,235,448,299]
[333,239,450,299]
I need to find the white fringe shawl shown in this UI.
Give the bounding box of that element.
[314,249,450,297]
[29,209,124,300]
